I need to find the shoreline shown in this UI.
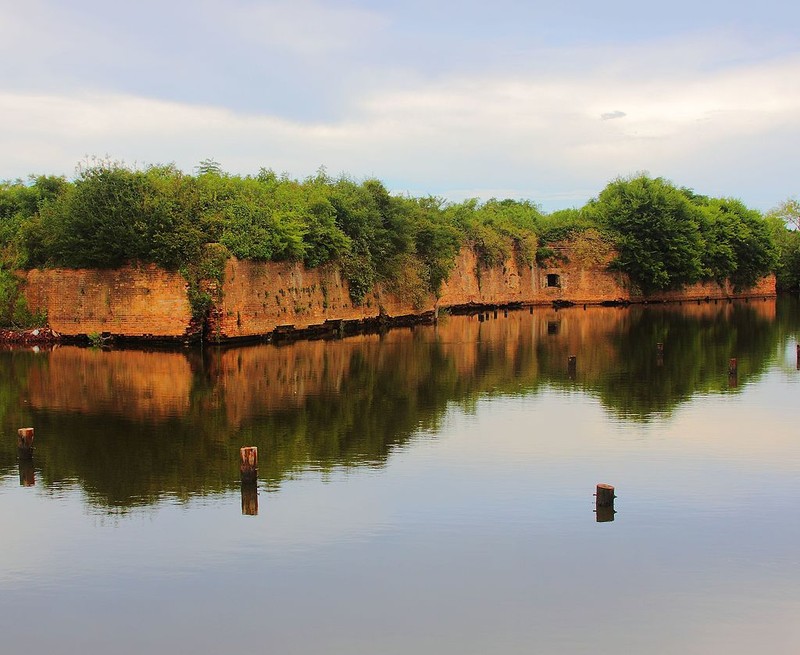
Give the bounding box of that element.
[0,294,778,348]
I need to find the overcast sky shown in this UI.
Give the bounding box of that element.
[1,0,798,211]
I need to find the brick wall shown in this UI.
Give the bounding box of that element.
[20,244,777,340]
[21,265,192,337]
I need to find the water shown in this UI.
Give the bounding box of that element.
[1,298,799,654]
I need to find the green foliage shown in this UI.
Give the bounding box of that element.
[0,175,67,267]
[695,198,776,290]
[182,243,231,321]
[340,253,376,306]
[28,163,205,270]
[412,197,463,295]
[536,208,596,245]
[587,175,706,294]
[451,198,541,268]
[766,199,800,291]
[0,267,45,328]
[195,158,223,176]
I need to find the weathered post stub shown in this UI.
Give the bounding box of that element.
[17,428,34,460]
[595,483,616,523]
[240,446,258,485]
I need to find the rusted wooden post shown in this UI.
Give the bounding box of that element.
[241,484,258,516]
[504,309,508,318]
[595,483,615,507]
[529,306,533,314]
[657,342,664,353]
[17,428,34,460]
[493,310,498,319]
[595,484,616,522]
[240,446,258,485]
[568,355,577,379]
[796,344,799,370]
[478,313,484,322]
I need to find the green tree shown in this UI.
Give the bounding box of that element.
[586,175,705,294]
[696,198,776,289]
[766,198,800,291]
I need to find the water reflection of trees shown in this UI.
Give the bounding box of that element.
[0,297,797,510]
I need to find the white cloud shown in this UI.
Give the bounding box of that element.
[1,37,798,208]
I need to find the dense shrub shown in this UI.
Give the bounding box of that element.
[586,175,706,293]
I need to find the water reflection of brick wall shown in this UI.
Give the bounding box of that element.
[208,309,632,426]
[209,338,363,426]
[26,347,192,420]
[20,301,778,426]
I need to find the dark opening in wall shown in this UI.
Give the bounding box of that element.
[547,321,560,335]
[547,273,561,288]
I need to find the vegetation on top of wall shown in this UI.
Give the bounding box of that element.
[0,162,788,323]
[765,198,800,292]
[0,267,45,328]
[585,175,777,294]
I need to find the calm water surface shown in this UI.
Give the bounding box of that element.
[2,299,799,654]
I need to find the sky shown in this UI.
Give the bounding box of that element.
[0,0,798,211]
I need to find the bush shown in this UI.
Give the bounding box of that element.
[587,175,705,293]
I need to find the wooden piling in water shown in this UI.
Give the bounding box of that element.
[657,342,664,353]
[17,428,34,460]
[504,309,508,318]
[240,446,258,485]
[529,306,533,314]
[595,483,615,507]
[796,344,799,370]
[568,355,577,379]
